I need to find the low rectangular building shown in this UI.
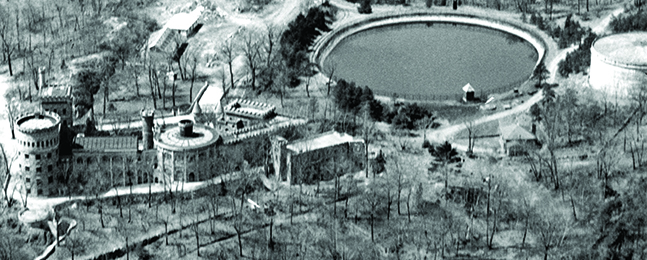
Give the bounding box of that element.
[271,131,365,184]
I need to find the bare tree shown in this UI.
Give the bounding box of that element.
[0,144,15,207]
[186,49,199,104]
[241,30,261,90]
[221,38,237,90]
[0,8,17,76]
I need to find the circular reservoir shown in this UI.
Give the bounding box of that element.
[323,22,538,99]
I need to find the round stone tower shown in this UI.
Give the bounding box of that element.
[15,111,61,197]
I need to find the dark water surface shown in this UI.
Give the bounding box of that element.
[324,23,538,98]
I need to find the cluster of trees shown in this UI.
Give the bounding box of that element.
[610,9,647,32]
[332,79,435,130]
[279,6,333,87]
[557,14,585,48]
[557,31,597,77]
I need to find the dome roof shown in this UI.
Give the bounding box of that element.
[593,32,647,66]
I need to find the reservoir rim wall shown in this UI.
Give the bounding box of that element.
[312,11,548,95]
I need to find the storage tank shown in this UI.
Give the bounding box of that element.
[590,32,647,100]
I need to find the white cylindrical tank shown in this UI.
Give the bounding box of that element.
[590,32,647,100]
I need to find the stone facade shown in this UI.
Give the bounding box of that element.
[271,131,365,184]
[15,111,61,197]
[13,97,306,197]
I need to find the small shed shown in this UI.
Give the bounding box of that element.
[462,83,475,101]
[499,124,538,156]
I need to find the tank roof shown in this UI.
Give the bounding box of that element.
[16,112,60,132]
[156,123,221,151]
[593,32,647,66]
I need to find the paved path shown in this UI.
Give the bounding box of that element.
[426,6,624,149]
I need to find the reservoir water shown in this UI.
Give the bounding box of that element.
[324,22,538,99]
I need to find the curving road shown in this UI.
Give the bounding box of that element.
[426,6,624,150]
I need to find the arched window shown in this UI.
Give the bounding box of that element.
[188,172,195,182]
[76,157,83,164]
[154,177,159,183]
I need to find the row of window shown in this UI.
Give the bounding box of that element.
[23,153,53,160]
[19,138,58,148]
[25,175,54,185]
[23,165,54,173]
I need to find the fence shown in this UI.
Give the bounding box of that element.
[372,78,528,102]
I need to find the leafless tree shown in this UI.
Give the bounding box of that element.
[0,144,16,207]
[0,7,17,76]
[221,38,237,90]
[241,30,261,90]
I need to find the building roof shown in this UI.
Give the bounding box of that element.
[40,85,71,98]
[16,112,61,133]
[593,32,647,66]
[74,136,138,152]
[147,28,171,51]
[224,99,276,120]
[166,7,203,31]
[286,131,361,154]
[462,83,475,92]
[500,124,535,141]
[155,123,221,151]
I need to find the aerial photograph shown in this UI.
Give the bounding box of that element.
[0,0,645,258]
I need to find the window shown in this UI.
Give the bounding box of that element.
[62,109,66,115]
[48,176,53,183]
[36,167,41,173]
[47,165,52,172]
[36,179,42,185]
[25,154,29,159]
[47,153,51,159]
[26,188,31,194]
[76,158,83,164]
[53,109,57,114]
[25,166,30,172]
[36,154,41,160]
[37,189,42,195]
[25,177,30,183]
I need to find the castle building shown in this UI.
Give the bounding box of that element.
[155,119,222,183]
[13,96,307,197]
[15,111,62,197]
[271,131,366,184]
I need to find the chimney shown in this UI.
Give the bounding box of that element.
[141,110,155,149]
[179,119,194,137]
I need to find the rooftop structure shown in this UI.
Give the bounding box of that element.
[224,99,276,120]
[286,131,359,154]
[74,136,138,152]
[166,7,203,31]
[146,28,173,52]
[156,120,221,151]
[499,124,535,141]
[39,85,71,101]
[16,112,61,133]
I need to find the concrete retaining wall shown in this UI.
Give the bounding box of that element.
[312,11,548,94]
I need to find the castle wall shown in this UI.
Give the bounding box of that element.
[71,149,157,191]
